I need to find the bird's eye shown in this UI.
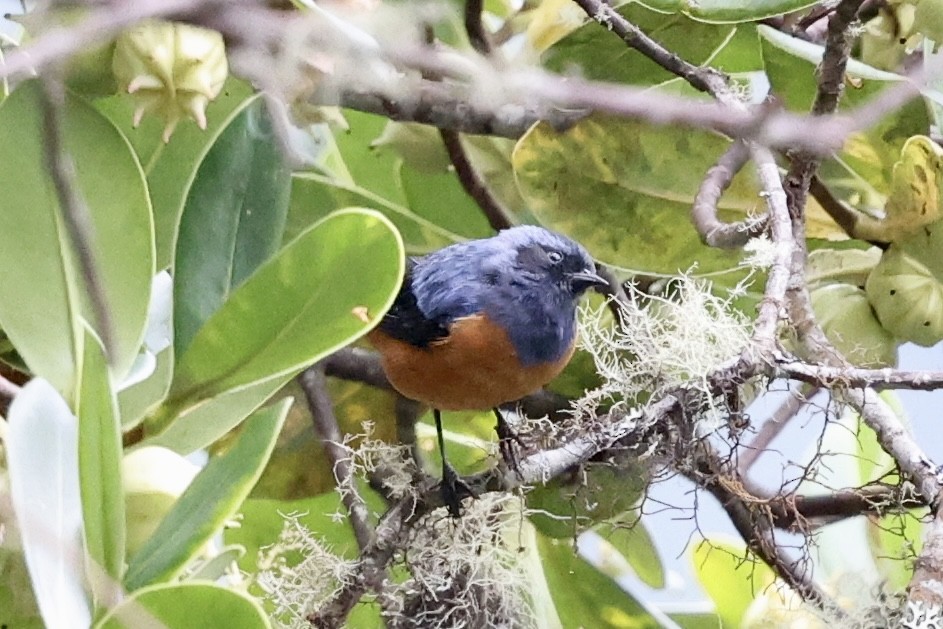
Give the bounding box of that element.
[547,250,563,264]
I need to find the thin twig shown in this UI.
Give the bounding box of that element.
[298,364,374,551]
[808,175,871,241]
[39,76,116,361]
[739,385,819,473]
[841,388,943,507]
[694,444,841,613]
[571,0,731,97]
[692,140,768,248]
[439,130,514,231]
[0,0,202,82]
[309,496,416,628]
[463,0,491,55]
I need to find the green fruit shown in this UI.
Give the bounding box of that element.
[811,283,898,366]
[122,446,200,555]
[113,20,228,142]
[866,246,943,347]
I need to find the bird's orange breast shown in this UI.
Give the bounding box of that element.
[367,314,575,410]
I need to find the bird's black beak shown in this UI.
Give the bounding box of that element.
[569,268,609,292]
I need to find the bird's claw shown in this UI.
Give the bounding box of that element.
[495,416,527,474]
[440,462,476,518]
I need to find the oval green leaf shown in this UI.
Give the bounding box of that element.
[0,80,154,394]
[125,399,291,590]
[513,115,753,274]
[635,0,817,24]
[594,518,666,589]
[96,582,269,629]
[174,96,292,355]
[156,208,403,428]
[544,5,738,84]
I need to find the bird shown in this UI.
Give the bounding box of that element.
[367,225,607,516]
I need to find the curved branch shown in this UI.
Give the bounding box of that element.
[692,141,768,249]
[439,129,514,231]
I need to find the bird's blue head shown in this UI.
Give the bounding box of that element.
[492,225,606,299]
[478,226,607,366]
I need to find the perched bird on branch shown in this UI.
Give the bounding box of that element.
[368,225,606,516]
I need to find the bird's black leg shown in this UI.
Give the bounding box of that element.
[493,407,526,473]
[434,409,474,518]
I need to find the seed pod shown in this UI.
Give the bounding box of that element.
[811,283,898,367]
[113,20,228,142]
[865,246,943,346]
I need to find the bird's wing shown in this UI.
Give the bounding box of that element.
[375,258,452,348]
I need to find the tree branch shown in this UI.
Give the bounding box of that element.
[747,145,795,357]
[776,361,943,391]
[463,0,491,55]
[0,0,202,82]
[298,364,374,551]
[739,385,819,473]
[439,129,514,231]
[691,140,768,249]
[39,76,116,361]
[693,445,841,613]
[571,0,731,97]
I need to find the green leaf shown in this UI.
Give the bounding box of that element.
[289,172,460,256]
[154,208,403,432]
[116,270,175,428]
[174,96,292,355]
[6,379,91,627]
[537,534,661,628]
[77,326,126,596]
[0,80,154,395]
[118,348,173,430]
[635,0,817,24]
[759,26,932,207]
[594,518,666,589]
[225,494,362,575]
[125,400,291,590]
[544,5,738,85]
[96,78,256,269]
[527,462,648,538]
[690,537,774,629]
[670,613,725,628]
[187,546,247,582]
[513,115,753,274]
[286,111,463,254]
[96,582,269,629]
[144,372,290,455]
[0,548,44,629]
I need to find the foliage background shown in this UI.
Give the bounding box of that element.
[0,0,942,627]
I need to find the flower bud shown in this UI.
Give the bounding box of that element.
[113,20,228,142]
